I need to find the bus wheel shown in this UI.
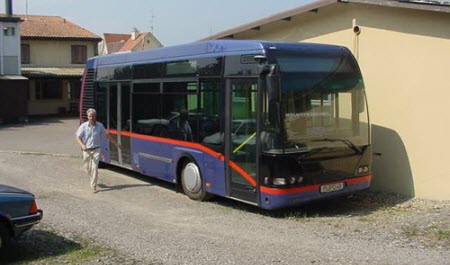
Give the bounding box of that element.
[181,161,208,201]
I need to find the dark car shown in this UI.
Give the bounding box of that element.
[0,184,43,252]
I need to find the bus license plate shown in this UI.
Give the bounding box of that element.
[320,182,344,193]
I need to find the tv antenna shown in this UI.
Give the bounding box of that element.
[150,10,155,33]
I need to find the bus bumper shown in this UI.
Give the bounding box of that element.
[259,175,372,210]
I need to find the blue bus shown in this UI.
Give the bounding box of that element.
[80,40,371,209]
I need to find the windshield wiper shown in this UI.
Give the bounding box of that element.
[312,138,362,154]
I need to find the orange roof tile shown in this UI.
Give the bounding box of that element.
[118,33,147,52]
[18,15,101,40]
[104,33,130,44]
[106,42,124,54]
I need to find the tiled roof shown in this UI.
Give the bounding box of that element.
[102,32,163,54]
[118,32,163,52]
[119,33,147,52]
[106,41,126,54]
[104,33,130,44]
[103,33,131,53]
[22,67,84,78]
[19,15,101,41]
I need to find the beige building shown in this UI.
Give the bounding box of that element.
[20,15,101,116]
[206,0,450,200]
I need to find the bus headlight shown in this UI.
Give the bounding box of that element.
[273,178,287,186]
[289,177,296,184]
[356,165,370,175]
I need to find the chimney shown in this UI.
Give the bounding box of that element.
[131,28,139,40]
[5,0,12,16]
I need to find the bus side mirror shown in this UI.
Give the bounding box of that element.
[266,65,281,130]
[266,65,280,102]
[268,101,282,133]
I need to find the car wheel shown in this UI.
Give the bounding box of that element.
[0,222,10,254]
[181,160,208,201]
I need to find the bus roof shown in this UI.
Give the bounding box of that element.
[88,40,348,68]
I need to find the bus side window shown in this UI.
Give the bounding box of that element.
[132,83,161,136]
[199,79,223,151]
[162,81,197,141]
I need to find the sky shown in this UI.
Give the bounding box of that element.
[1,0,315,46]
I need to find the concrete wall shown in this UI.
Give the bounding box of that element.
[21,39,97,67]
[231,3,450,200]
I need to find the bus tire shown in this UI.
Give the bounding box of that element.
[181,160,208,201]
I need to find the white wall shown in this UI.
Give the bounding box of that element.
[0,21,20,75]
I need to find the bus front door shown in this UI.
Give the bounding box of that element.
[108,82,132,167]
[225,78,258,204]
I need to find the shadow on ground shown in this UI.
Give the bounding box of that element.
[0,229,82,264]
[100,163,177,192]
[209,190,411,219]
[101,162,412,219]
[0,116,77,129]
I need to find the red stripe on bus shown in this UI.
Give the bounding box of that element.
[260,175,372,195]
[346,175,372,184]
[228,161,257,187]
[107,129,260,186]
[107,129,224,160]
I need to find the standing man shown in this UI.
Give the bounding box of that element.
[75,108,121,193]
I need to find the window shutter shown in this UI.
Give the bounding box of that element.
[72,45,87,64]
[21,44,30,64]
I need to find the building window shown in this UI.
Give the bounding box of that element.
[21,44,30,64]
[3,27,15,36]
[36,80,62,100]
[71,45,87,64]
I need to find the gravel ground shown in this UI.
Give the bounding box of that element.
[0,118,449,264]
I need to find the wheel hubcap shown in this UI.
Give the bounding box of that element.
[183,162,201,193]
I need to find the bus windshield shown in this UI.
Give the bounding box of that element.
[265,53,370,154]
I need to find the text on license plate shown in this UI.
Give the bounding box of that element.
[320,182,344,193]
